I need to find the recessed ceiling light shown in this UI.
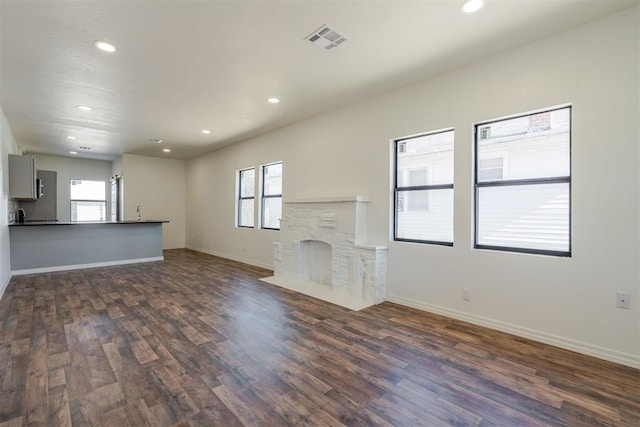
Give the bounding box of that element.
[163,148,171,153]
[201,129,211,134]
[267,97,280,104]
[70,151,78,155]
[67,136,77,140]
[94,40,116,53]
[462,0,484,13]
[77,105,92,111]
[147,138,163,143]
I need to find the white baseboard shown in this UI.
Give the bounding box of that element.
[387,294,640,370]
[11,256,164,276]
[185,245,273,270]
[0,271,12,300]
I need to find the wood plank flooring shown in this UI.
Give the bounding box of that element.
[0,248,638,426]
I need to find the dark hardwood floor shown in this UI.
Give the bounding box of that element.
[0,249,638,426]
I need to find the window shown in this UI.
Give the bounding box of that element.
[261,162,282,230]
[70,179,106,221]
[478,157,504,181]
[237,168,255,228]
[474,106,571,256]
[394,129,454,245]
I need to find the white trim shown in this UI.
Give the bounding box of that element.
[287,196,369,204]
[0,272,12,300]
[186,245,273,270]
[354,244,388,251]
[11,256,164,276]
[387,294,640,370]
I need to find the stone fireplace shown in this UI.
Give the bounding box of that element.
[261,196,387,310]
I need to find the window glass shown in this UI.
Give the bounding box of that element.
[397,131,453,186]
[238,168,255,228]
[240,169,255,198]
[477,183,569,253]
[394,129,454,245]
[261,162,282,230]
[475,106,571,256]
[477,109,570,182]
[70,180,106,221]
[263,163,282,196]
[262,197,282,229]
[238,199,254,228]
[478,157,504,181]
[70,180,105,200]
[396,189,453,243]
[71,201,106,222]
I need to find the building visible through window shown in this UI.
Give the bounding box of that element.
[261,162,282,230]
[394,129,454,245]
[474,106,571,256]
[478,157,504,181]
[237,168,255,228]
[70,180,106,221]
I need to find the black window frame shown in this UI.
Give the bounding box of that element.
[237,167,255,228]
[473,105,572,257]
[393,129,454,247]
[260,161,282,231]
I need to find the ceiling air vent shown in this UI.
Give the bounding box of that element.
[305,24,347,50]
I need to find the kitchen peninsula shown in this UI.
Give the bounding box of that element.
[9,220,168,274]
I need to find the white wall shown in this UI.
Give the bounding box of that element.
[186,144,285,268]
[186,8,640,368]
[0,106,19,298]
[31,154,113,222]
[118,154,185,250]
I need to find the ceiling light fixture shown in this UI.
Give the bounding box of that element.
[148,138,162,143]
[94,40,116,53]
[201,129,211,134]
[77,105,92,111]
[462,0,484,13]
[70,151,78,155]
[67,136,77,140]
[267,97,280,104]
[163,148,171,153]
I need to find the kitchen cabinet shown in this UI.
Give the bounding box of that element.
[9,220,168,273]
[9,154,37,200]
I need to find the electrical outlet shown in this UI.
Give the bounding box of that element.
[616,292,631,309]
[462,288,471,301]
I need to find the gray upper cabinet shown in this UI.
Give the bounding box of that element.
[9,154,37,200]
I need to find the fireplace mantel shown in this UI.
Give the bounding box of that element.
[287,196,369,204]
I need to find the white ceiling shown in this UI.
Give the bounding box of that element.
[1,0,637,161]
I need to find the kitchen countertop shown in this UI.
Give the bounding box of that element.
[10,220,169,226]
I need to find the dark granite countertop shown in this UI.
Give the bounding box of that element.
[10,220,169,226]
